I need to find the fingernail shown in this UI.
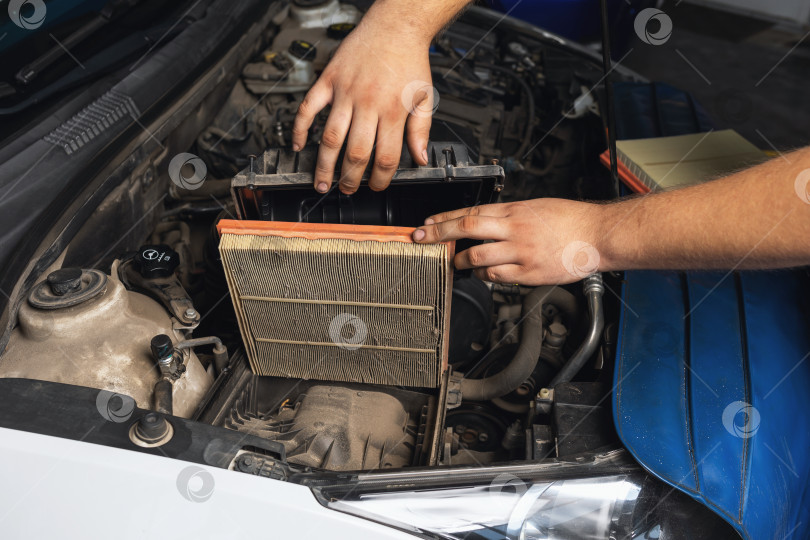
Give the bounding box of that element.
[292,144,300,152]
[316,182,328,193]
[424,218,434,225]
[413,229,425,241]
[421,148,428,164]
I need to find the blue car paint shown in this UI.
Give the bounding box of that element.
[615,270,810,539]
[612,82,715,140]
[491,0,622,43]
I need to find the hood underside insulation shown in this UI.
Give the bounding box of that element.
[218,220,453,387]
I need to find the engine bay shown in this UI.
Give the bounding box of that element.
[0,0,628,473]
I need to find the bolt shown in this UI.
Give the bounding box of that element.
[184,308,198,319]
[539,388,550,399]
[134,412,170,443]
[454,424,466,434]
[247,154,258,188]
[478,432,489,443]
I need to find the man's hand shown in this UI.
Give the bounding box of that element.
[292,0,471,195]
[412,199,605,285]
[413,146,810,285]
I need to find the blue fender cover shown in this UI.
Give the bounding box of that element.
[614,270,810,540]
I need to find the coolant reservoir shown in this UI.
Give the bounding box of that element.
[0,265,213,417]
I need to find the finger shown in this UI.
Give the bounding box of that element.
[292,80,332,151]
[426,203,511,225]
[313,99,353,192]
[406,100,432,166]
[473,264,525,284]
[412,215,510,243]
[339,112,377,194]
[368,117,406,191]
[455,242,519,270]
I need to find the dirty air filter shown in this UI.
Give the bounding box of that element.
[217,220,453,387]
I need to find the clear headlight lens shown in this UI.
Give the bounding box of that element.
[327,474,644,539]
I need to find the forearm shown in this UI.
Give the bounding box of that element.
[598,146,810,271]
[358,0,472,46]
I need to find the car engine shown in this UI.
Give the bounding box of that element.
[0,0,627,472]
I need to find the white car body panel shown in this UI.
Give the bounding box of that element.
[0,427,412,540]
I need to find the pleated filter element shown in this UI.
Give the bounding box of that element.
[217,220,453,388]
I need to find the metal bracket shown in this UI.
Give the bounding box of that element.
[120,260,200,329]
[446,372,464,410]
[232,452,289,481]
[535,387,555,415]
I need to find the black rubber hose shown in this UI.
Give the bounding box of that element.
[154,379,173,416]
[461,286,577,401]
[549,274,605,387]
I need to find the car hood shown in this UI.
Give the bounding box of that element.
[614,269,810,540]
[0,427,412,539]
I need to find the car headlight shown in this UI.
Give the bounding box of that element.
[316,467,741,539]
[327,474,640,539]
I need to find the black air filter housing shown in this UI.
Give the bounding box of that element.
[231,142,504,226]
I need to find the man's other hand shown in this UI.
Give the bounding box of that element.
[291,9,435,195]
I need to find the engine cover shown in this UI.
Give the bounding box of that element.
[225,385,416,470]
